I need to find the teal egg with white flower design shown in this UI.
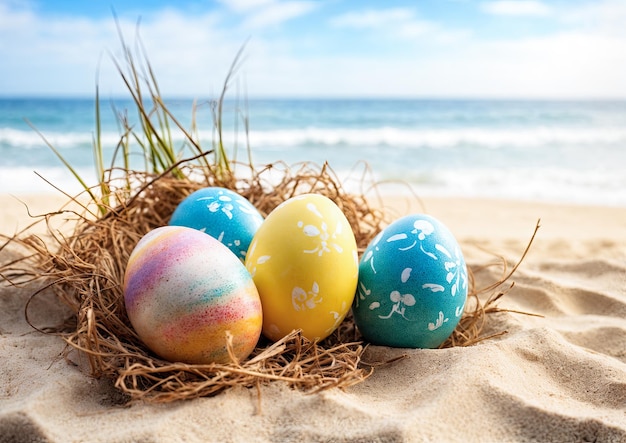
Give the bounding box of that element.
[169,187,264,260]
[353,214,468,349]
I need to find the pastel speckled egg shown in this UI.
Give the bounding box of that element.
[244,194,358,342]
[169,187,264,260]
[123,226,262,364]
[353,214,468,349]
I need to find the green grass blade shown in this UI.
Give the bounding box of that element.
[25,119,102,213]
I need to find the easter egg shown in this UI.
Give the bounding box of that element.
[169,187,264,260]
[123,226,263,364]
[244,194,358,342]
[353,214,468,349]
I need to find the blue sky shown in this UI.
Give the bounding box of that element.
[1,0,625,98]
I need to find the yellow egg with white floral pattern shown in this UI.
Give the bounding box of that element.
[244,194,358,342]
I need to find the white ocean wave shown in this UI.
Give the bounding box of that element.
[245,127,626,150]
[0,128,121,149]
[3,163,624,208]
[3,126,626,151]
[373,167,626,207]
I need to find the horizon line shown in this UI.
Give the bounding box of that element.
[2,94,626,102]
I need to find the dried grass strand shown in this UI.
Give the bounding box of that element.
[441,219,542,348]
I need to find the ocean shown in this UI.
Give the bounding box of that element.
[1,98,625,206]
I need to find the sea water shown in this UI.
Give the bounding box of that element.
[1,98,625,206]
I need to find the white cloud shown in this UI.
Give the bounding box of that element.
[481,1,552,17]
[441,32,626,97]
[241,16,626,99]
[218,0,275,13]
[241,1,317,29]
[217,0,317,29]
[329,7,462,41]
[0,1,34,31]
[560,0,626,36]
[0,2,245,96]
[1,0,626,98]
[330,8,415,29]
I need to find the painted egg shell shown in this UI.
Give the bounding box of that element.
[169,187,264,260]
[353,214,468,349]
[123,226,263,364]
[244,194,358,342]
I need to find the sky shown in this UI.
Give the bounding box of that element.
[1,0,626,98]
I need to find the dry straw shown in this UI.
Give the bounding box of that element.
[0,29,539,404]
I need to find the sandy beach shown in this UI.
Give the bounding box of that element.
[1,192,625,442]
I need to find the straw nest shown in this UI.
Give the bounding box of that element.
[0,30,538,403]
[1,158,538,404]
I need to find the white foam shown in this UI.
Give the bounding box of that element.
[0,128,124,150]
[3,126,626,151]
[374,167,626,207]
[243,126,626,150]
[0,166,95,195]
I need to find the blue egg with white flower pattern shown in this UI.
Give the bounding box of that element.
[169,187,264,260]
[353,214,468,349]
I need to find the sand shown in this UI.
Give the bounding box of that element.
[1,193,625,442]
